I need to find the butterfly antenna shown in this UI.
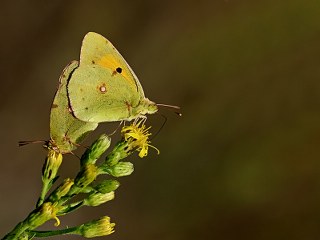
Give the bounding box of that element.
[108,121,124,136]
[156,103,182,116]
[68,142,88,159]
[68,151,81,160]
[18,140,46,147]
[151,113,167,140]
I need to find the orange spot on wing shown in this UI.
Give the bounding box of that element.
[97,54,136,88]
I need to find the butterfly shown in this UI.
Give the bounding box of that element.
[67,32,158,123]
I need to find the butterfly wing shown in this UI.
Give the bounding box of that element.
[50,61,98,153]
[68,64,141,122]
[80,32,145,97]
[68,32,145,123]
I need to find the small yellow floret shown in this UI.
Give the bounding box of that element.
[121,120,160,158]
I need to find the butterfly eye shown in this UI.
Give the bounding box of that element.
[116,67,122,73]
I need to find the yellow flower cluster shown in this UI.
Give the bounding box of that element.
[121,120,160,158]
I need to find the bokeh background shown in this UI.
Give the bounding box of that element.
[1,0,320,239]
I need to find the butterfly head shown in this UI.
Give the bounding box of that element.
[131,98,158,119]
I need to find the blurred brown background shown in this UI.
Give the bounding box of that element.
[1,0,320,239]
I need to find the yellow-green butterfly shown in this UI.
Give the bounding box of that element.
[67,32,158,123]
[50,61,98,153]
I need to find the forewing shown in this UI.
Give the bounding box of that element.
[80,32,145,97]
[68,65,140,123]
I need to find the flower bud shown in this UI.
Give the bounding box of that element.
[78,216,115,238]
[105,141,131,166]
[49,178,74,201]
[42,149,62,181]
[27,202,59,228]
[95,179,120,193]
[81,134,111,166]
[84,191,115,207]
[74,164,98,188]
[107,162,134,177]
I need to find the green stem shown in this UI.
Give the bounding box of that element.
[2,221,30,240]
[29,226,79,238]
[36,179,51,207]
